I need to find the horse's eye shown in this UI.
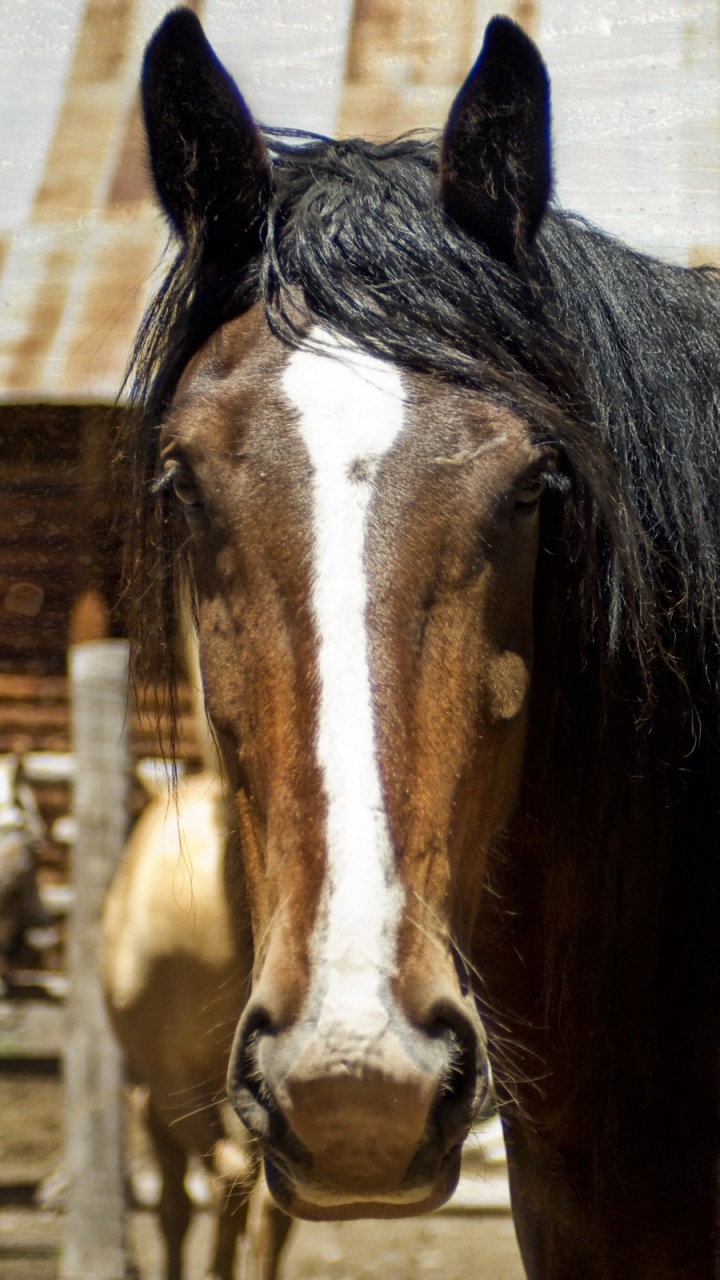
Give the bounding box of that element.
[164,460,205,518]
[514,472,547,513]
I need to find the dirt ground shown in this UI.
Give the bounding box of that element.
[0,1072,527,1279]
[124,1206,526,1280]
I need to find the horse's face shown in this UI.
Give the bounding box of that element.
[141,6,552,1220]
[161,303,550,1217]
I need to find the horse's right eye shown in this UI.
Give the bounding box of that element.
[163,460,205,519]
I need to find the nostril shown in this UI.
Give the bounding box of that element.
[227,1003,277,1138]
[423,1000,487,1140]
[228,1003,311,1173]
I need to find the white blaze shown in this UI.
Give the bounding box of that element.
[282,333,406,1035]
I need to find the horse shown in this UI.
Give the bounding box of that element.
[101,766,292,1280]
[115,8,720,1277]
[0,754,51,983]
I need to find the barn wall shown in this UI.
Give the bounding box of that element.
[0,405,110,675]
[1,0,719,406]
[540,0,720,264]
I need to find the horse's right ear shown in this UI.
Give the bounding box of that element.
[141,7,269,267]
[439,17,551,267]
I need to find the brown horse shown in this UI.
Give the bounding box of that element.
[117,9,720,1277]
[101,770,291,1280]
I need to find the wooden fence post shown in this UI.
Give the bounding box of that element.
[61,640,130,1280]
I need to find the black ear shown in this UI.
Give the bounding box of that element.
[141,7,269,267]
[439,16,551,267]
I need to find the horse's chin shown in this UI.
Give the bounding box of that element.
[263,1146,462,1221]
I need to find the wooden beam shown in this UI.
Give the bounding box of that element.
[60,640,129,1280]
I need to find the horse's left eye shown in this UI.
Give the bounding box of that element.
[514,472,547,513]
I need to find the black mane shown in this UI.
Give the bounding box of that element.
[120,131,720,747]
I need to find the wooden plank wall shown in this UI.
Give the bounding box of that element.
[2,0,720,404]
[0,400,202,984]
[0,405,104,675]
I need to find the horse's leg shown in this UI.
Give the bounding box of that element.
[244,1175,293,1280]
[146,1099,192,1280]
[204,1186,246,1280]
[201,1136,254,1280]
[253,1202,293,1280]
[205,1202,244,1280]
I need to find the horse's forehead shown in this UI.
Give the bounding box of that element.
[175,305,286,407]
[175,305,533,470]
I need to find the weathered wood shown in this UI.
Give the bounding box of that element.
[0,999,65,1060]
[61,641,129,1280]
[20,753,75,784]
[0,675,68,700]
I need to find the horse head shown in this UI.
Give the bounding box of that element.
[135,9,556,1220]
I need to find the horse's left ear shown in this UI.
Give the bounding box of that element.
[439,16,551,267]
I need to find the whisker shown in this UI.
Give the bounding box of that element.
[406,887,550,1118]
[168,1099,221,1127]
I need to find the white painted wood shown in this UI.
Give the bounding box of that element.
[0,0,85,232]
[61,640,130,1280]
[21,751,76,783]
[204,0,355,134]
[538,0,720,262]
